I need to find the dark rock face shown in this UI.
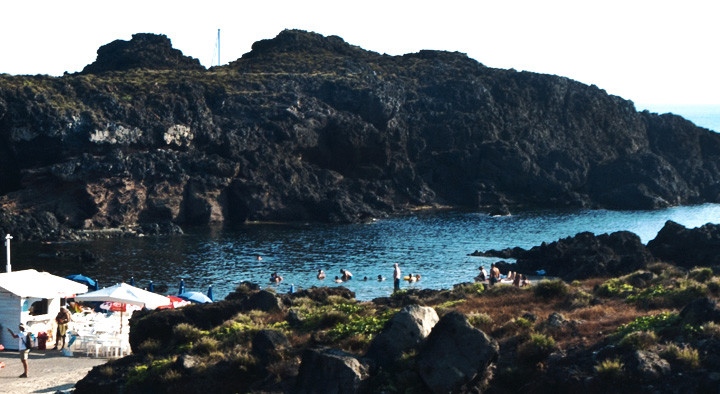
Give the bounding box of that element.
[647,220,720,268]
[481,231,654,280]
[365,304,439,368]
[626,350,671,380]
[679,297,720,325]
[2,29,720,240]
[81,33,204,74]
[416,311,499,393]
[252,329,290,365]
[295,347,370,394]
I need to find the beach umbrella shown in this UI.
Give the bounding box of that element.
[178,279,185,295]
[207,285,214,301]
[75,283,171,333]
[148,281,154,292]
[129,276,135,286]
[65,274,98,291]
[179,291,213,303]
[157,295,192,309]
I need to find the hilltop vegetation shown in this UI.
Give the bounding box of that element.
[2,30,720,241]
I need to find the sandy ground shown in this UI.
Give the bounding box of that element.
[0,349,106,393]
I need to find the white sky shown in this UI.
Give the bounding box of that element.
[1,0,718,108]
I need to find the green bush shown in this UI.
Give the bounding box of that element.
[452,282,485,297]
[568,289,594,309]
[327,310,394,341]
[618,330,657,350]
[615,312,680,337]
[173,323,206,344]
[533,279,569,299]
[596,278,635,298]
[689,267,714,283]
[467,313,493,330]
[594,358,624,380]
[517,333,556,364]
[661,343,700,369]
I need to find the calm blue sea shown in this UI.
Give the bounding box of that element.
[13,204,720,301]
[11,107,720,301]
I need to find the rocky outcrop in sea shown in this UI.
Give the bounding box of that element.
[2,30,720,241]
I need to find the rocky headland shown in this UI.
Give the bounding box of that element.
[2,30,720,241]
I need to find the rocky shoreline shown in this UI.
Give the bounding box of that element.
[3,30,720,241]
[69,221,720,393]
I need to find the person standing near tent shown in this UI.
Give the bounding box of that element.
[53,307,71,350]
[6,323,31,378]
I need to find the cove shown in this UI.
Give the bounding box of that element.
[12,204,720,301]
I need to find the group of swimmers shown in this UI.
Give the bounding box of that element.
[312,267,420,284]
[475,263,529,287]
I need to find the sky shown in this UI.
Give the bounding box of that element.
[1,0,719,112]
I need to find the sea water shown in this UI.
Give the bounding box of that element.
[13,204,720,301]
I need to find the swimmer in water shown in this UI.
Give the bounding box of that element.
[317,269,326,280]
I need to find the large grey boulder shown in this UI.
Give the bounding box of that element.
[627,350,670,380]
[295,347,370,394]
[252,329,290,365]
[366,304,439,368]
[417,312,499,393]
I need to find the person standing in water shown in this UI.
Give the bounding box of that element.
[393,263,401,292]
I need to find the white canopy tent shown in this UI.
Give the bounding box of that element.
[75,283,171,335]
[75,283,170,310]
[0,269,89,350]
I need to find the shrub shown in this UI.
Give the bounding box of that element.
[327,310,394,341]
[452,282,485,297]
[689,267,714,283]
[468,312,494,331]
[594,358,624,380]
[193,336,220,355]
[707,279,720,295]
[568,289,594,309]
[484,284,521,297]
[661,343,700,369]
[700,322,720,339]
[596,278,635,298]
[173,323,205,344]
[615,312,680,337]
[213,320,259,346]
[137,338,162,355]
[533,279,569,299]
[517,333,556,364]
[618,330,657,350]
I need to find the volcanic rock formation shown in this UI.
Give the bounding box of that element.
[2,30,720,241]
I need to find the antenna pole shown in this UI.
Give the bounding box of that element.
[5,234,12,273]
[217,29,221,66]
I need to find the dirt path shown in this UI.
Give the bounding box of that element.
[0,349,106,393]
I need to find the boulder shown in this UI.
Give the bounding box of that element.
[241,290,283,312]
[252,329,290,365]
[365,304,439,368]
[647,220,720,268]
[417,312,499,393]
[295,347,370,394]
[626,350,670,380]
[679,297,720,325]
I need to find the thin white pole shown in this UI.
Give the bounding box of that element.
[5,234,12,273]
[217,29,221,66]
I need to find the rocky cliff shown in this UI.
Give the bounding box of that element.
[2,30,719,241]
